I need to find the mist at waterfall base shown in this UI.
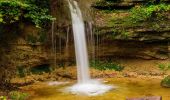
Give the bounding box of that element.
[65,0,113,96]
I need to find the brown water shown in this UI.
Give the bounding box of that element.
[22,78,170,100]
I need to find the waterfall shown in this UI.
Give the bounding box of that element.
[51,20,57,67]
[68,0,90,83]
[67,0,113,96]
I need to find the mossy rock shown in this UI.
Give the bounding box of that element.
[161,75,170,88]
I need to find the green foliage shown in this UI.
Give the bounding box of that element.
[0,0,25,23]
[161,75,170,88]
[157,63,170,74]
[108,3,170,38]
[163,76,170,83]
[0,96,7,100]
[9,91,29,100]
[90,60,124,71]
[0,0,54,27]
[129,4,170,23]
[24,6,53,28]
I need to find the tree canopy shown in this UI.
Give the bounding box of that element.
[0,0,54,27]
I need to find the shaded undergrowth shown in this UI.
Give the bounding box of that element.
[90,60,124,71]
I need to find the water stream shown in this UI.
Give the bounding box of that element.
[67,0,112,96]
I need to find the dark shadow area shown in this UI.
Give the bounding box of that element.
[0,23,23,91]
[30,64,51,75]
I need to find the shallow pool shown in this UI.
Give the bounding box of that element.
[22,78,170,100]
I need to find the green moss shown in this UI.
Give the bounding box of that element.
[90,60,124,71]
[110,3,170,26]
[9,91,29,100]
[106,3,170,39]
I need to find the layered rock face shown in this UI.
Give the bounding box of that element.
[48,0,170,62]
[92,0,170,60]
[0,24,50,70]
[1,0,170,71]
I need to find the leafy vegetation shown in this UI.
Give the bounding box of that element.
[0,96,7,100]
[161,75,170,88]
[157,63,170,75]
[129,4,170,23]
[0,0,54,27]
[0,0,53,89]
[106,3,170,39]
[90,60,124,71]
[9,91,29,100]
[109,3,170,26]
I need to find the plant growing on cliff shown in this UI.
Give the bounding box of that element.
[157,63,170,75]
[0,0,54,27]
[129,4,170,23]
[108,3,170,35]
[161,75,170,88]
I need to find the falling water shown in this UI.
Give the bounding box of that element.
[67,0,113,96]
[64,26,70,58]
[88,21,95,62]
[68,0,90,83]
[51,20,57,67]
